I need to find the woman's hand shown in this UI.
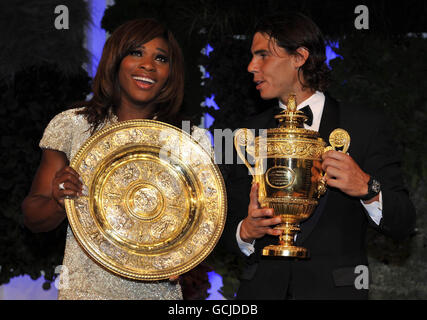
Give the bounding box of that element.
[51,166,83,208]
[169,275,180,282]
[23,149,75,232]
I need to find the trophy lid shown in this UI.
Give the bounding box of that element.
[274,93,308,129]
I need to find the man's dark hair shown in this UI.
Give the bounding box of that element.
[255,11,330,92]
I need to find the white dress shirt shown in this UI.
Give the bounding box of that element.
[237,91,383,256]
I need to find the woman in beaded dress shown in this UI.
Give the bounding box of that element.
[22,19,197,300]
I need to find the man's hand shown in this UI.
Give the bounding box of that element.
[322,150,370,197]
[240,183,282,243]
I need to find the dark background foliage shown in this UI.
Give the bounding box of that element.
[0,0,91,288]
[0,0,426,299]
[328,34,427,299]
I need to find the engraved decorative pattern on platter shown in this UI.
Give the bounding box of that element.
[65,120,226,280]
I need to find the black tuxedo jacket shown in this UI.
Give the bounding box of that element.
[218,93,416,300]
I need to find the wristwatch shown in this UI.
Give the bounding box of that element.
[360,176,381,201]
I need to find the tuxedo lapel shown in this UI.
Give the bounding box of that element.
[242,105,280,131]
[296,190,329,245]
[318,93,340,141]
[297,93,341,245]
[263,106,281,129]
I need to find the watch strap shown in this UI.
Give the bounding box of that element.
[360,176,381,201]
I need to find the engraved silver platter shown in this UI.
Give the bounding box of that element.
[64,120,226,280]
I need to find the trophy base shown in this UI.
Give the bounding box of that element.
[262,245,309,258]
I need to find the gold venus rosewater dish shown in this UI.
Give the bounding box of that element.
[65,120,226,280]
[235,94,350,258]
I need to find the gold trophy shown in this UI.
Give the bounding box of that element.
[234,94,350,258]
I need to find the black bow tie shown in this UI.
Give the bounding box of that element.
[300,105,313,126]
[275,104,313,126]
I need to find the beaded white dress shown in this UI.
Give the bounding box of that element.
[40,108,193,300]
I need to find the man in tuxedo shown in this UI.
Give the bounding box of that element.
[219,12,416,299]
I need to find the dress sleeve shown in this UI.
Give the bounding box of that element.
[39,109,75,160]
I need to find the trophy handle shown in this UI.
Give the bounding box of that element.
[317,177,327,197]
[234,128,256,177]
[328,128,351,154]
[320,128,352,196]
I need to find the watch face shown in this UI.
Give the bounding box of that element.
[372,179,381,193]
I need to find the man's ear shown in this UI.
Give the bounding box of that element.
[294,47,310,68]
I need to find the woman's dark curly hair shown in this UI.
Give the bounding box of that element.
[75,18,184,133]
[254,11,330,92]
